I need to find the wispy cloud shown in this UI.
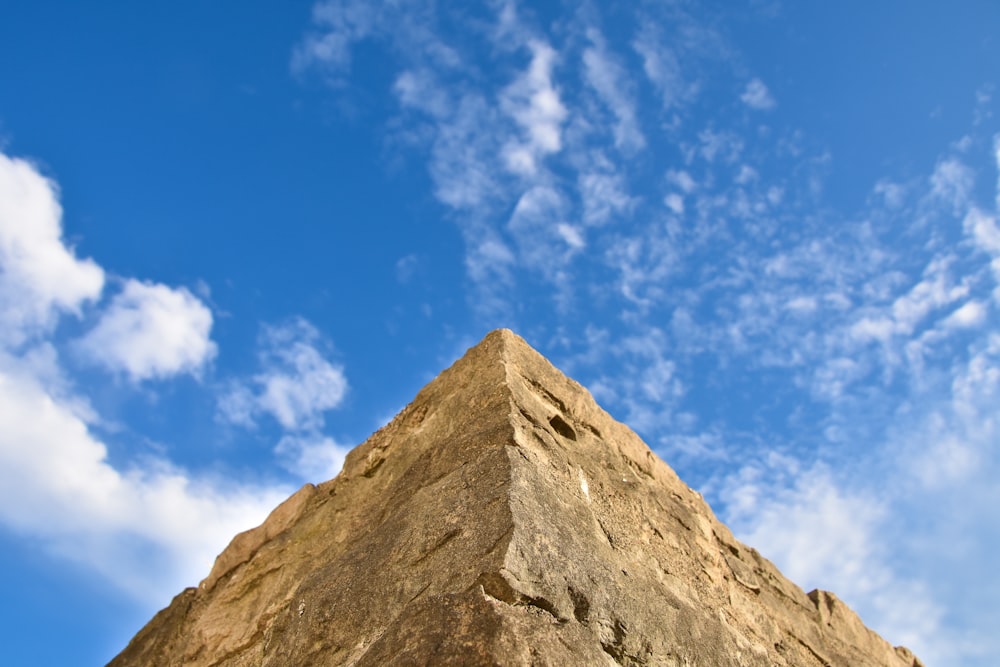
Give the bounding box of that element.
[585,327,685,434]
[633,25,689,111]
[499,40,568,176]
[964,206,1000,300]
[994,134,1000,211]
[507,186,574,269]
[427,93,505,212]
[930,157,975,212]
[740,77,775,110]
[578,151,637,226]
[275,433,350,482]
[290,0,377,77]
[217,318,350,483]
[582,28,646,153]
[219,318,347,432]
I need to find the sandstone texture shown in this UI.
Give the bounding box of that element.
[110,329,922,666]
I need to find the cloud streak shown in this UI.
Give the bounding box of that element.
[221,319,348,431]
[582,28,646,153]
[500,40,568,176]
[219,318,350,482]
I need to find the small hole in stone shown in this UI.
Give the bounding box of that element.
[549,414,577,440]
[568,586,590,623]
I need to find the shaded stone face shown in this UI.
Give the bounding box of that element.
[109,329,922,667]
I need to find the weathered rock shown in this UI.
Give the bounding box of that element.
[109,329,922,666]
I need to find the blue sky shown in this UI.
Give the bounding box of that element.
[1,1,998,664]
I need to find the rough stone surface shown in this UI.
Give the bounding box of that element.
[109,329,923,667]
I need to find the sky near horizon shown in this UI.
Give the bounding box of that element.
[1,1,998,664]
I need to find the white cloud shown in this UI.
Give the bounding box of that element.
[964,207,1000,253]
[963,208,1000,301]
[873,179,906,208]
[666,169,697,193]
[395,253,421,284]
[697,128,744,163]
[0,152,105,345]
[220,318,347,431]
[848,257,969,346]
[734,164,758,185]
[811,356,865,400]
[630,14,717,114]
[465,230,517,287]
[994,134,1000,212]
[664,193,684,215]
[556,223,585,249]
[719,459,943,661]
[291,0,377,75]
[930,157,974,212]
[911,425,979,489]
[394,68,451,118]
[848,316,895,344]
[873,335,1000,662]
[300,1,504,224]
[218,319,351,485]
[275,433,350,482]
[582,29,645,152]
[633,26,688,111]
[766,185,784,206]
[604,223,682,308]
[943,300,987,329]
[0,148,294,605]
[0,352,287,601]
[77,279,217,382]
[786,296,818,314]
[500,40,567,176]
[660,431,728,460]
[973,85,994,127]
[587,328,684,434]
[740,78,775,110]
[506,185,583,287]
[891,259,968,331]
[579,161,636,226]
[427,93,503,211]
[294,0,460,84]
[722,462,884,590]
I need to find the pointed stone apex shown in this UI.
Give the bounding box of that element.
[470,328,553,369]
[110,329,922,667]
[482,327,520,344]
